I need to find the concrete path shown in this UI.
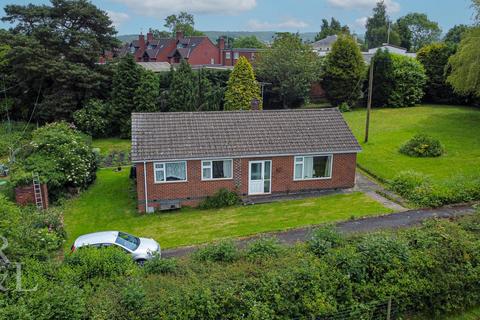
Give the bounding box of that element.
[354,172,408,212]
[162,204,476,258]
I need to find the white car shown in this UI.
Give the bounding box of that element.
[71,231,161,263]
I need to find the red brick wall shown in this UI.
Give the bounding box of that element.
[136,153,356,212]
[222,50,259,66]
[188,38,221,65]
[15,184,49,209]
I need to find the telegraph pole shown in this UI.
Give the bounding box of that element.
[364,59,374,143]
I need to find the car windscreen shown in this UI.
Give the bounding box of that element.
[115,232,140,251]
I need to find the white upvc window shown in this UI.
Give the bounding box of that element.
[233,52,239,59]
[225,52,231,59]
[294,155,333,180]
[154,161,187,183]
[201,159,233,180]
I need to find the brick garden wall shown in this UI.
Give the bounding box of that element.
[136,153,357,212]
[15,184,49,209]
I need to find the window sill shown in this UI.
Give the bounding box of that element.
[293,177,332,181]
[201,178,234,182]
[154,180,188,184]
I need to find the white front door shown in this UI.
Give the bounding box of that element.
[248,160,272,195]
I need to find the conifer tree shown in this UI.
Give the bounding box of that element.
[322,35,365,107]
[371,49,394,107]
[110,54,141,137]
[168,60,196,111]
[134,70,160,112]
[224,56,261,110]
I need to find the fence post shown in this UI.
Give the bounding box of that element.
[386,297,392,320]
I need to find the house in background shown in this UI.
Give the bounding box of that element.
[112,31,262,67]
[362,43,416,63]
[311,35,338,56]
[131,108,361,213]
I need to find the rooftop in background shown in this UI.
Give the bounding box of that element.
[131,108,361,162]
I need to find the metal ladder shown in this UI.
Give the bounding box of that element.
[32,173,44,210]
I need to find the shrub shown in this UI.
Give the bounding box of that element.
[338,102,351,112]
[199,188,241,209]
[246,237,283,260]
[193,241,239,263]
[10,122,97,200]
[399,134,444,157]
[307,226,345,257]
[388,54,427,107]
[143,256,179,275]
[73,99,110,138]
[65,246,137,281]
[389,171,480,207]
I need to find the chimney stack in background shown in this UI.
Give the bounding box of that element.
[147,32,154,42]
[138,34,145,51]
[176,30,184,41]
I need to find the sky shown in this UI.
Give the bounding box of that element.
[0,0,475,35]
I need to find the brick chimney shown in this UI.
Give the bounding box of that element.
[147,32,154,42]
[218,37,225,65]
[218,37,225,50]
[138,34,146,50]
[176,30,184,41]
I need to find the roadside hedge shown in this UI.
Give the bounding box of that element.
[2,204,480,319]
[389,171,480,207]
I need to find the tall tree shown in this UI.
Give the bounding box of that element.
[315,18,350,41]
[195,68,222,111]
[0,0,118,122]
[164,11,204,37]
[322,35,365,107]
[447,27,480,97]
[168,60,196,111]
[148,28,170,39]
[444,25,471,46]
[256,33,320,108]
[232,36,266,49]
[417,43,462,104]
[224,56,261,110]
[134,70,160,112]
[110,54,141,137]
[370,49,394,108]
[395,13,441,52]
[365,1,400,49]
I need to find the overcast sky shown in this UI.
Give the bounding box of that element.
[0,0,475,35]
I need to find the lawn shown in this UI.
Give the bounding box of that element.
[343,105,480,184]
[443,307,480,320]
[63,169,393,249]
[91,138,131,156]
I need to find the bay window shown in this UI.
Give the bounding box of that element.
[294,155,332,180]
[154,161,187,183]
[202,159,233,180]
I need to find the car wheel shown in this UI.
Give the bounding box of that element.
[136,259,147,266]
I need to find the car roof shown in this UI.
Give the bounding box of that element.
[74,231,119,246]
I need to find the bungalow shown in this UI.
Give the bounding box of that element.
[131,108,361,213]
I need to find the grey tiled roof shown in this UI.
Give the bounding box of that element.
[131,109,361,162]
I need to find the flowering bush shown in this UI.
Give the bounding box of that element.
[73,99,110,138]
[399,134,444,157]
[11,122,96,200]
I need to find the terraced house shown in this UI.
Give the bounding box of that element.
[114,31,261,66]
[131,108,361,213]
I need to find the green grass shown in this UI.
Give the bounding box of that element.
[91,138,130,156]
[343,105,480,184]
[63,169,393,249]
[442,307,480,320]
